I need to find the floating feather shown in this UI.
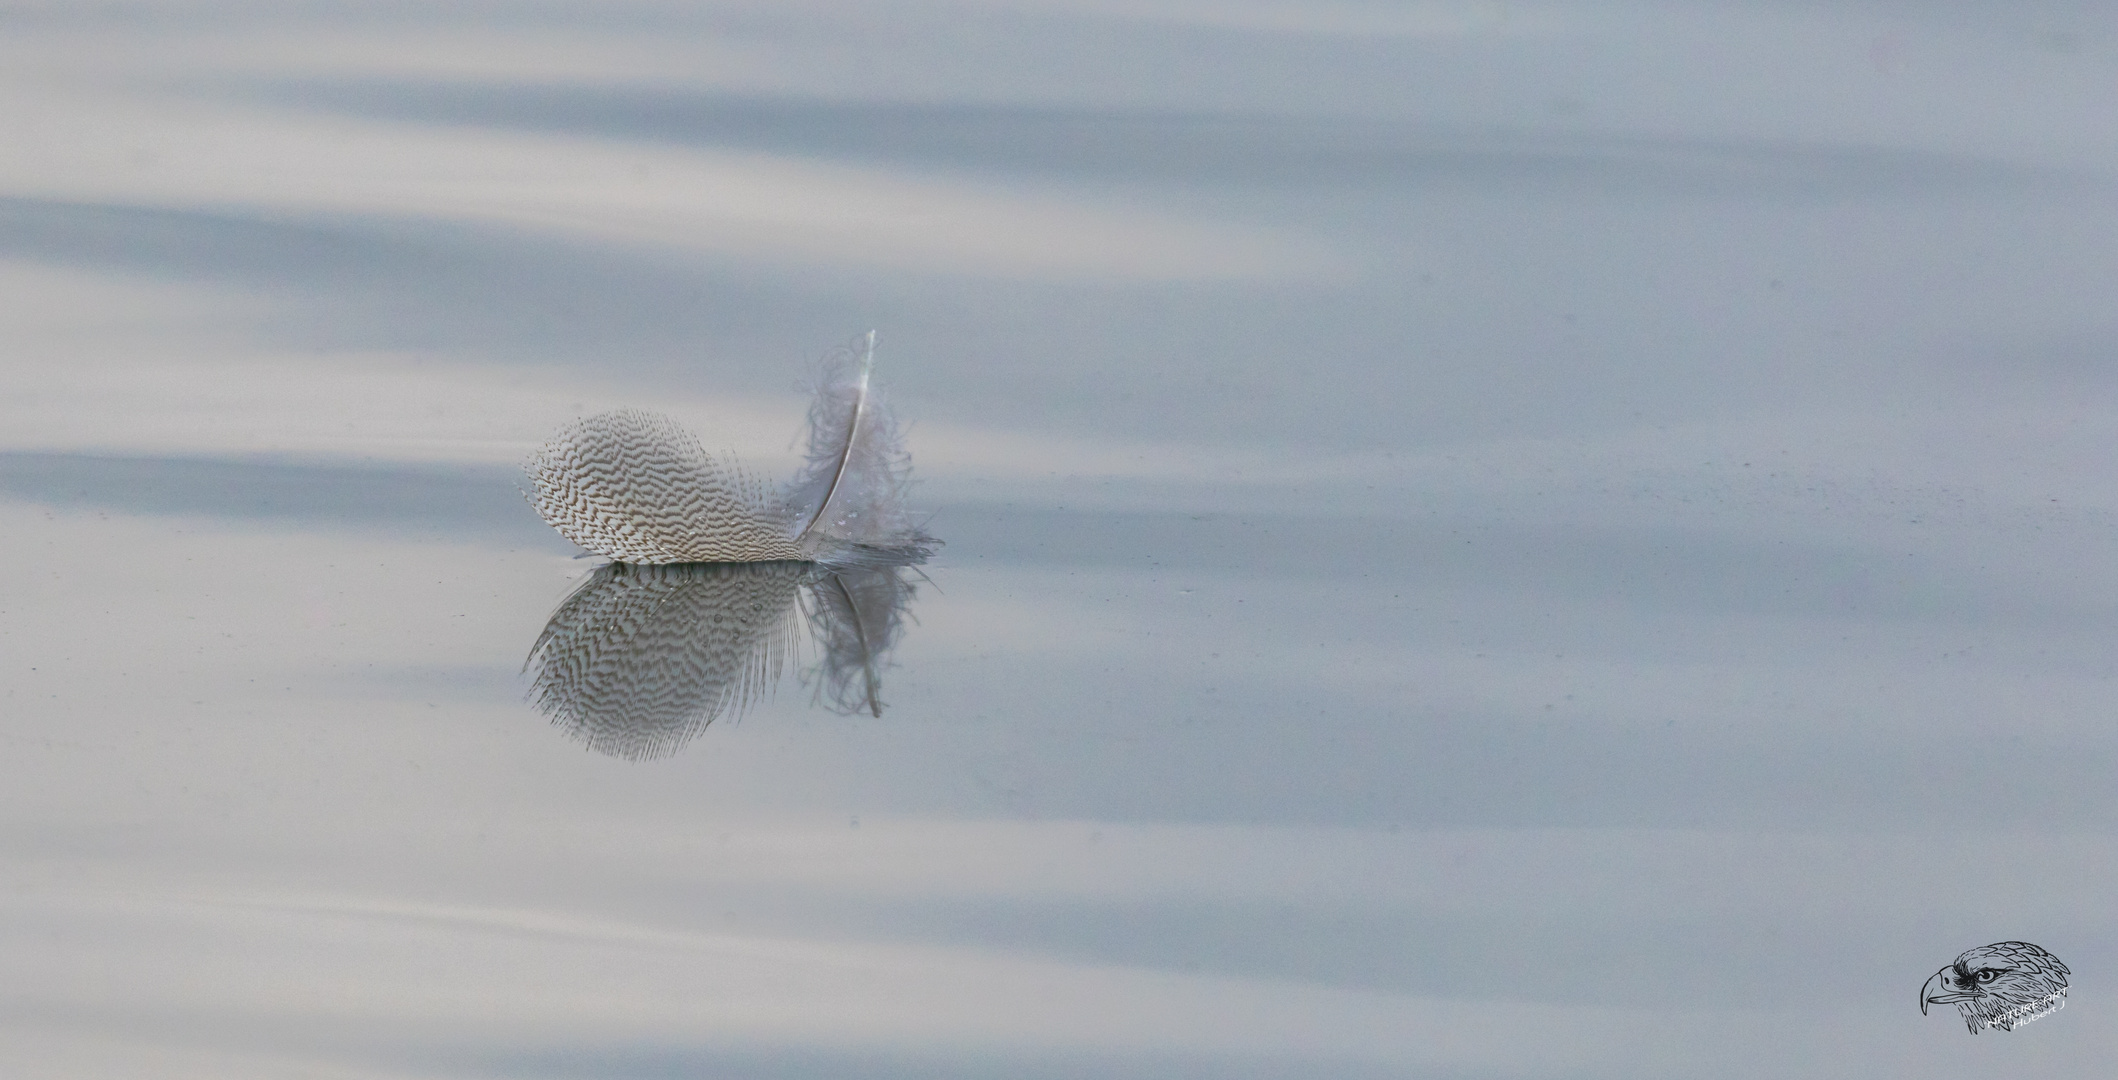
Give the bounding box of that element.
[525,332,936,567]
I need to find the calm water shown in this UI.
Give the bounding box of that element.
[6,3,2118,1076]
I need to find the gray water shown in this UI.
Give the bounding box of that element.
[6,3,2118,1076]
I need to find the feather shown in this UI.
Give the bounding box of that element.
[524,332,936,567]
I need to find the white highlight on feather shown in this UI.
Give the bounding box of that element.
[526,333,935,567]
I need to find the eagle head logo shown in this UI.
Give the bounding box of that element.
[1921,941,2069,1034]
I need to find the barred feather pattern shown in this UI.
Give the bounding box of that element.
[526,408,804,564]
[526,561,807,760]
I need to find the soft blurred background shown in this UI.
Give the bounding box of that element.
[5,1,2118,1076]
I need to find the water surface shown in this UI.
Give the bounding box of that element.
[5,3,2118,1077]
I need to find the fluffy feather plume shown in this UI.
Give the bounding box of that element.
[525,333,935,567]
[783,332,939,565]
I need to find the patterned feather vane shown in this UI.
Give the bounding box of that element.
[525,332,936,567]
[526,409,802,564]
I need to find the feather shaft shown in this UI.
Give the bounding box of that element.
[794,330,875,544]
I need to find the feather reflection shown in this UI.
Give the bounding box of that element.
[803,562,920,719]
[526,560,924,759]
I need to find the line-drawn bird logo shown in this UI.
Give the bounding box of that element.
[1921,941,2070,1034]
